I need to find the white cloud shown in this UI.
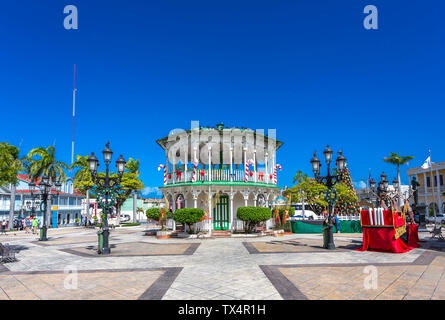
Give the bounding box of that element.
[142,187,162,196]
[353,181,367,189]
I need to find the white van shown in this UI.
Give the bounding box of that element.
[290,203,318,220]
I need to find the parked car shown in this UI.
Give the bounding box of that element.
[120,214,131,222]
[290,203,318,220]
[426,214,445,224]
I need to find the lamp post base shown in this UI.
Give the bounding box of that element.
[39,226,48,241]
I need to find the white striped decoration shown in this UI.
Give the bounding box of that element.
[192,161,198,182]
[274,164,282,184]
[158,164,167,185]
[369,208,374,225]
[245,159,254,182]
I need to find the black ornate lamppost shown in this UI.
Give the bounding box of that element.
[310,146,346,250]
[28,176,62,241]
[87,142,126,255]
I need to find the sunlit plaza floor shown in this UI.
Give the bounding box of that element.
[0,225,444,300]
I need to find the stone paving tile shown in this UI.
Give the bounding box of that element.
[1,227,444,300]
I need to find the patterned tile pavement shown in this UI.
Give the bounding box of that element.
[0,225,444,300]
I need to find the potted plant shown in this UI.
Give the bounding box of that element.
[146,208,171,239]
[75,218,80,226]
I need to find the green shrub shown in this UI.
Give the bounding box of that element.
[146,208,171,230]
[173,208,204,233]
[237,207,271,233]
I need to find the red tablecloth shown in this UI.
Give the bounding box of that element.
[356,227,414,253]
[407,224,420,248]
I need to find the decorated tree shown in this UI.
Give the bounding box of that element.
[336,164,360,215]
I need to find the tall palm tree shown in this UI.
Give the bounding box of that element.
[27,146,69,226]
[71,155,93,223]
[383,153,414,202]
[27,146,69,183]
[0,143,23,230]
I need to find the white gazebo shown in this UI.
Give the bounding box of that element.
[156,123,283,234]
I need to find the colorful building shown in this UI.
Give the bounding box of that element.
[407,161,445,214]
[0,175,85,227]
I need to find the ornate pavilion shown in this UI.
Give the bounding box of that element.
[156,123,283,234]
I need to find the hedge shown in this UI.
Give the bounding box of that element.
[173,208,205,233]
[237,207,271,233]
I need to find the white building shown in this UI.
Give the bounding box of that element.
[156,123,283,233]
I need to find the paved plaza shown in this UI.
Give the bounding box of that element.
[0,226,444,300]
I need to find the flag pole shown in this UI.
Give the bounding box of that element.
[71,64,76,168]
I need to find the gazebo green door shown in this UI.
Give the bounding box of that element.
[213,195,229,230]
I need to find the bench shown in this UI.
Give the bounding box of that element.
[0,243,17,263]
[430,226,444,240]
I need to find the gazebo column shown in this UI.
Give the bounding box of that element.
[172,163,176,184]
[241,190,249,207]
[171,193,176,231]
[193,190,198,208]
[208,147,212,182]
[208,187,213,236]
[265,152,269,183]
[230,146,233,182]
[253,149,257,183]
[229,191,235,232]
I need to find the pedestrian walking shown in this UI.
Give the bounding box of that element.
[333,213,341,233]
[32,217,39,234]
[25,218,31,234]
[1,220,6,235]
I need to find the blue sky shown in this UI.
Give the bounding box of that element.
[1,1,444,197]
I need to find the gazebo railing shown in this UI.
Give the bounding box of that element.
[165,169,275,185]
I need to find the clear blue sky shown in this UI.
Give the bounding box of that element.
[1,1,444,196]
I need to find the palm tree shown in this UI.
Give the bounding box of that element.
[27,146,69,226]
[383,153,414,201]
[0,143,23,230]
[71,155,93,223]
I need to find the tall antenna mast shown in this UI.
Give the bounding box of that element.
[71,64,77,167]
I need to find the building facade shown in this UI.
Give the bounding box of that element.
[156,123,282,233]
[407,161,444,214]
[0,175,85,227]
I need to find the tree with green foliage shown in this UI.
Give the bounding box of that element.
[285,170,359,215]
[71,155,94,222]
[0,143,24,229]
[27,146,69,226]
[383,152,414,198]
[284,171,328,214]
[146,207,170,230]
[173,208,204,233]
[237,207,271,233]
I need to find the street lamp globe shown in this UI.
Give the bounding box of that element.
[41,175,49,186]
[310,151,321,175]
[29,182,36,193]
[54,181,62,193]
[102,142,113,163]
[323,145,333,165]
[393,178,399,190]
[116,155,126,175]
[87,152,99,174]
[336,150,346,172]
